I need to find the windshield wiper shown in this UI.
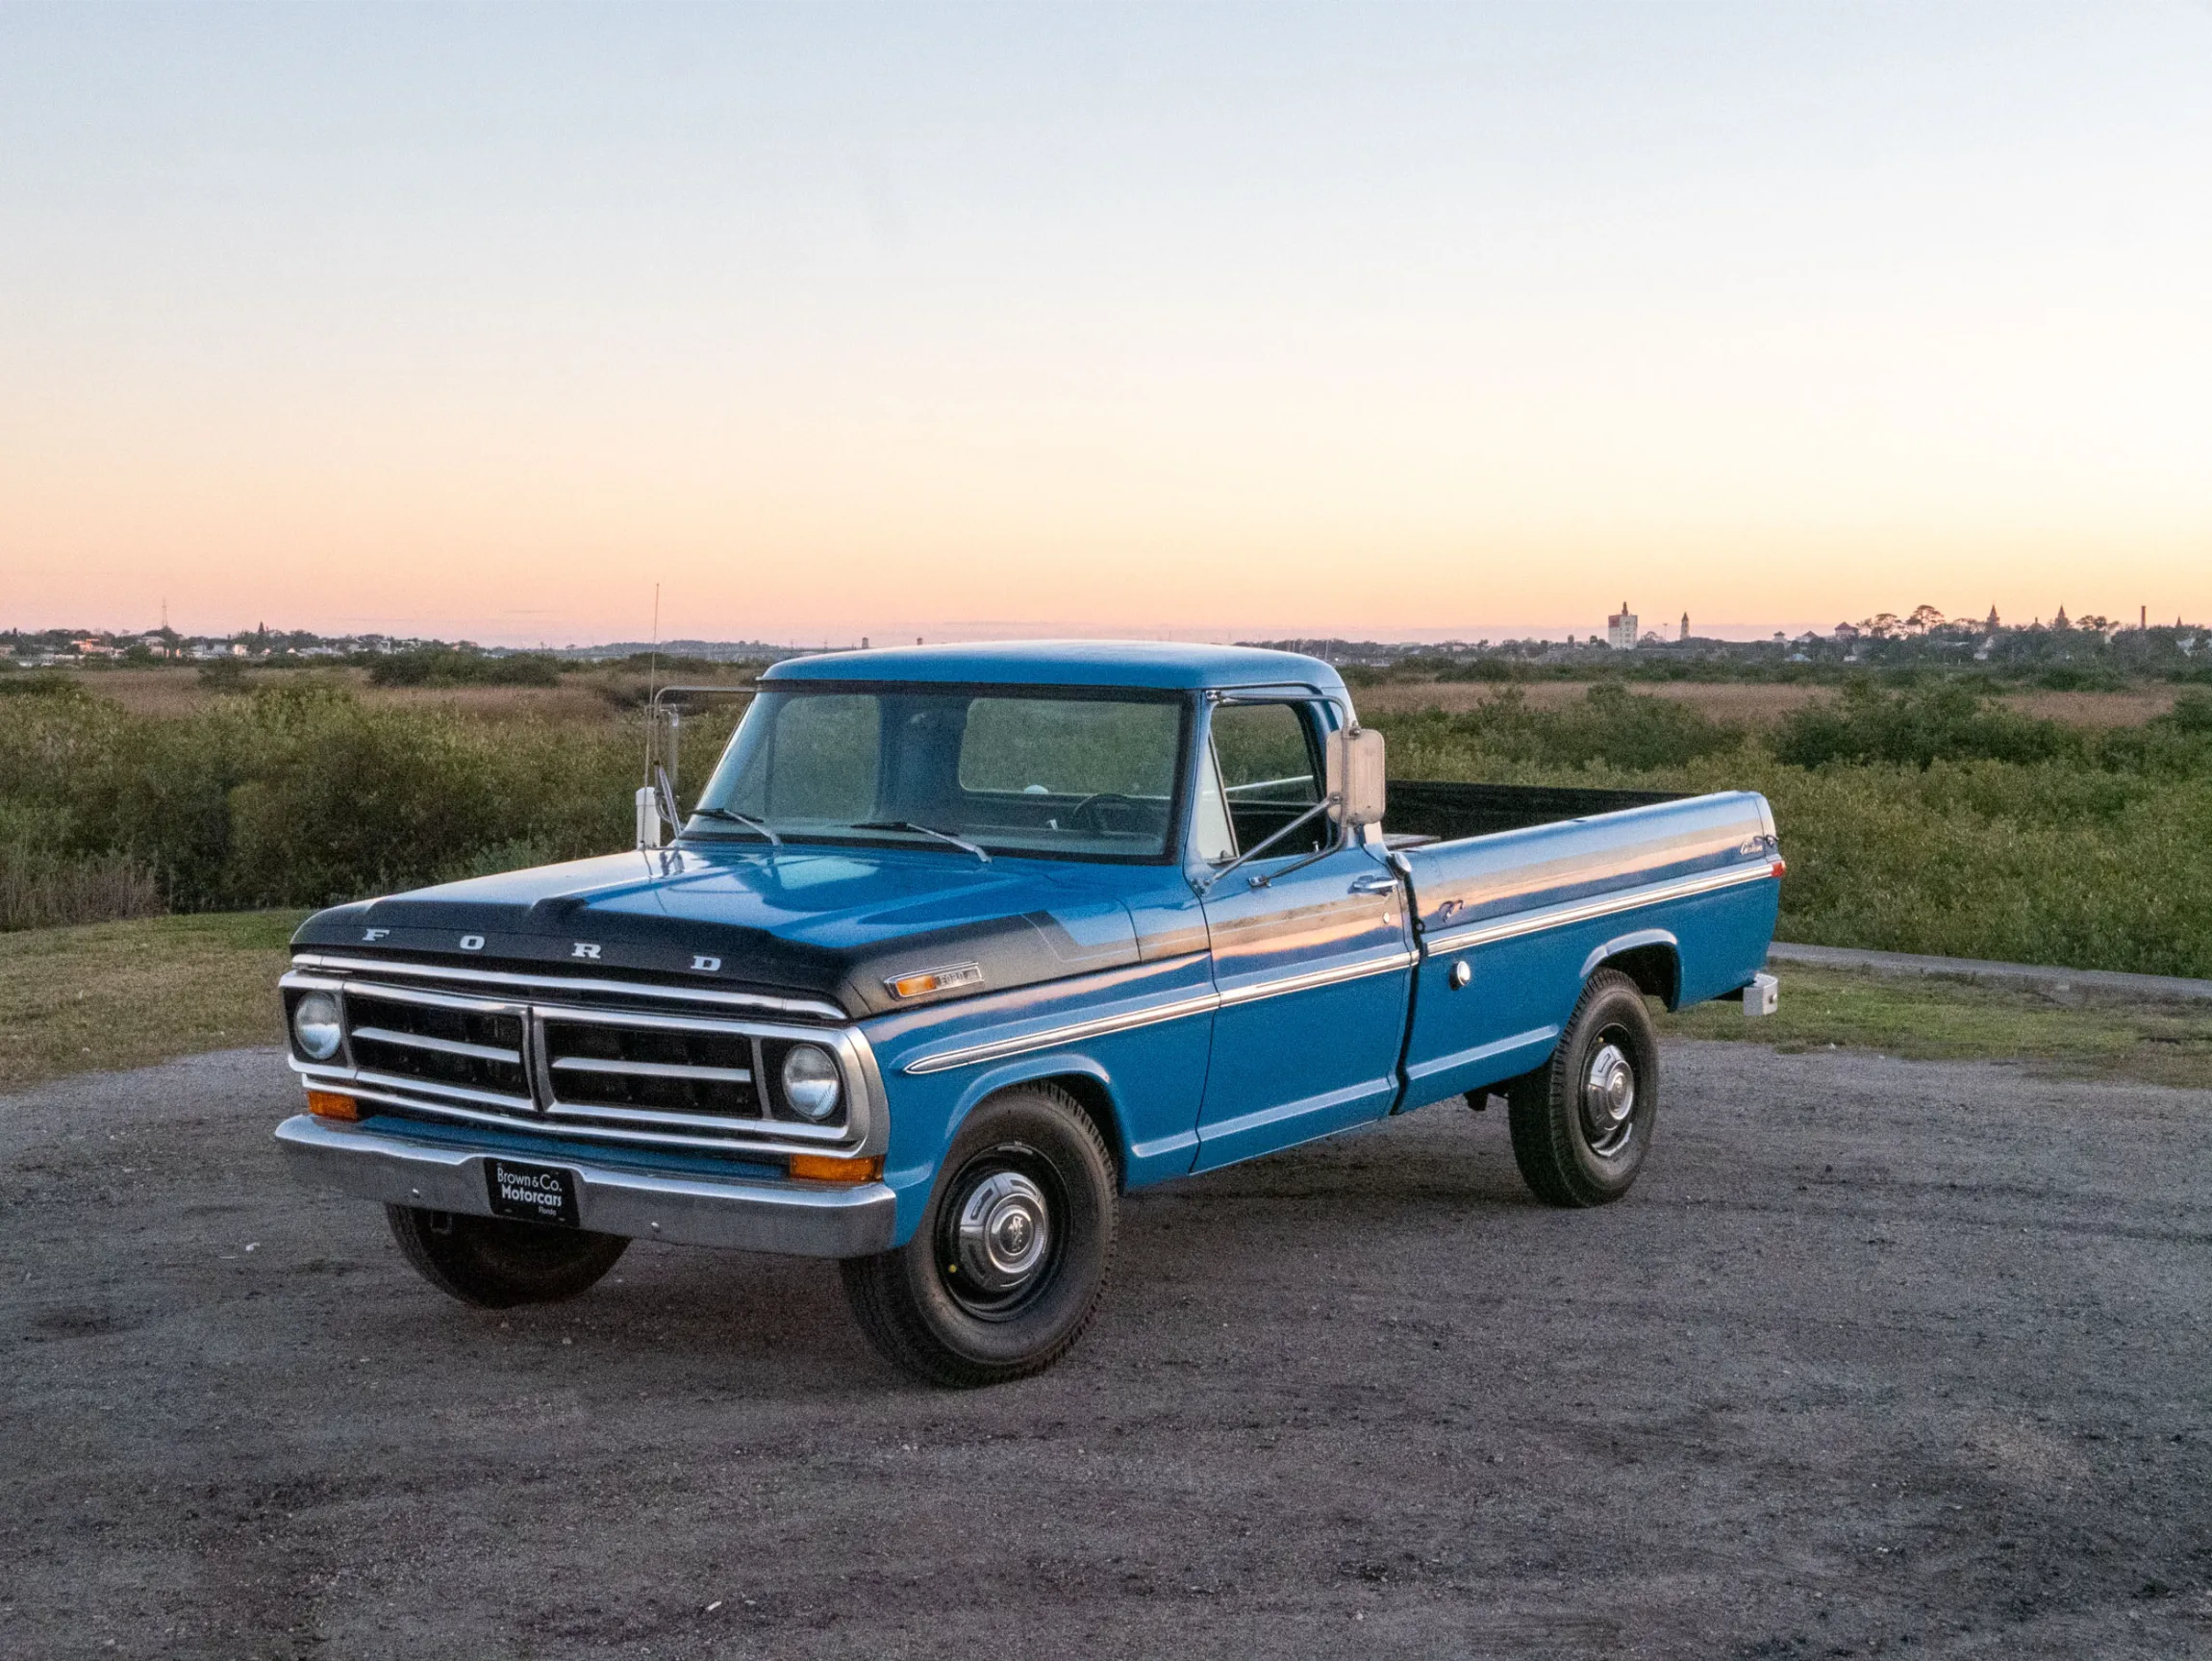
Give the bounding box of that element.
[687,806,782,846]
[850,820,992,864]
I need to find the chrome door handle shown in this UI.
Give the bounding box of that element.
[1348,873,1399,894]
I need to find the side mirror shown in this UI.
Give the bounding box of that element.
[1328,726,1387,828]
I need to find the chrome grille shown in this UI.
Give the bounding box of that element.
[542,1014,762,1122]
[282,958,875,1159]
[347,990,529,1098]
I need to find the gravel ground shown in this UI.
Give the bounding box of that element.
[3,1043,2207,1659]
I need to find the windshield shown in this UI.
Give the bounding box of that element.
[687,686,1189,861]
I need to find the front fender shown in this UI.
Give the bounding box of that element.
[879,1052,1126,1245]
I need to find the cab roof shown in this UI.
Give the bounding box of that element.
[761,639,1346,694]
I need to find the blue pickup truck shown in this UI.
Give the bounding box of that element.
[277,642,1782,1385]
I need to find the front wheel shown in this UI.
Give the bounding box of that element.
[841,1085,1118,1387]
[1506,969,1660,1207]
[386,1206,629,1308]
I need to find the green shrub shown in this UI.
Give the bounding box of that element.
[365,648,565,688]
[0,843,163,931]
[0,684,634,911]
[1368,680,2212,978]
[1387,684,1743,772]
[2156,691,2212,736]
[0,673,94,703]
[1772,680,2078,769]
[5,672,2209,978]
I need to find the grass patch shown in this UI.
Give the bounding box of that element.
[0,911,307,1091]
[5,911,2206,1098]
[1659,965,2212,1091]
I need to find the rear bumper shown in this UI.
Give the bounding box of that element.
[274,1115,897,1258]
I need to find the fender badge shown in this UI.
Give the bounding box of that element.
[571,943,602,960]
[885,962,984,1000]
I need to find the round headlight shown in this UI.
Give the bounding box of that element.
[780,1044,842,1121]
[292,991,343,1062]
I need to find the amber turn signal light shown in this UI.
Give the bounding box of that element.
[789,1153,883,1184]
[885,962,984,1000]
[306,1090,361,1121]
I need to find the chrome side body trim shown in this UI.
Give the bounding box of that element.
[289,953,848,1022]
[903,866,1772,1080]
[1419,862,1778,956]
[902,989,1222,1076]
[1215,950,1416,1009]
[274,1115,895,1257]
[900,951,1416,1076]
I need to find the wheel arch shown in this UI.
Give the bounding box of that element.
[943,1053,1129,1191]
[1580,930,1681,1011]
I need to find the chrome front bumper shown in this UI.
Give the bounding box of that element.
[274,1115,897,1258]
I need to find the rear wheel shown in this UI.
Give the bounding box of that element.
[386,1206,629,1308]
[1506,969,1660,1207]
[842,1085,1118,1387]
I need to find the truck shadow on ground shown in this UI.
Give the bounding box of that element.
[348,1117,1541,1395]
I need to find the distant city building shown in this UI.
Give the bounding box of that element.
[1606,602,1638,650]
[1680,612,1690,642]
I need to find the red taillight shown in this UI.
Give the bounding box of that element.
[1771,858,1787,879]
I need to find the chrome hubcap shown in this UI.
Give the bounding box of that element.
[953,1170,1052,1293]
[1581,1040,1637,1155]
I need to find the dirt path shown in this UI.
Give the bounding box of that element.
[3,1044,2206,1658]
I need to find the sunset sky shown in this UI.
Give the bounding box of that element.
[4,3,2208,646]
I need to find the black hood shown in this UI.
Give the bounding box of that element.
[292,843,1150,1019]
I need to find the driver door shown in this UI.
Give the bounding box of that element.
[1194,700,1412,1170]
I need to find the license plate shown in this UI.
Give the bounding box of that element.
[484,1158,580,1228]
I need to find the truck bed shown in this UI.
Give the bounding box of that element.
[1381,779,1685,845]
[1382,780,1781,1109]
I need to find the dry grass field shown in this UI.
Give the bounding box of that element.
[38,665,2189,731]
[41,665,752,722]
[1352,677,2182,727]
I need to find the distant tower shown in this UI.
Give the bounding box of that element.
[1985,605,1998,631]
[1607,601,1639,651]
[1679,612,1690,642]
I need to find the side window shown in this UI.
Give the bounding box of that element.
[1189,746,1235,864]
[764,695,880,821]
[1209,702,1324,857]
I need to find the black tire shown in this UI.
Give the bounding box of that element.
[385,1206,629,1309]
[1506,969,1659,1207]
[841,1085,1118,1388]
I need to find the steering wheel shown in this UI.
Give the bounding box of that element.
[1066,793,1143,835]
